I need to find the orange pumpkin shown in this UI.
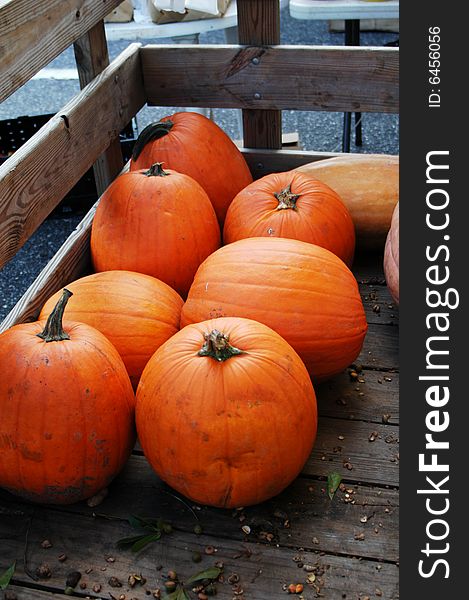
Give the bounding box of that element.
[136,317,317,508]
[40,271,183,388]
[224,171,355,266]
[384,202,399,305]
[0,290,135,504]
[181,237,367,381]
[90,163,221,297]
[130,112,253,224]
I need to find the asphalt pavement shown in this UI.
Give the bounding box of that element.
[0,5,399,321]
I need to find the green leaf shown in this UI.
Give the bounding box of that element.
[177,589,191,600]
[186,566,222,585]
[116,532,161,552]
[163,589,182,600]
[327,471,342,500]
[117,534,148,548]
[0,561,16,590]
[131,533,161,552]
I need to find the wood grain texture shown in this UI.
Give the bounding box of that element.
[141,45,399,112]
[0,0,124,102]
[73,20,124,194]
[241,148,344,178]
[360,279,399,326]
[305,417,399,486]
[237,0,282,149]
[0,500,399,598]
[317,370,399,425]
[0,44,144,272]
[359,323,399,370]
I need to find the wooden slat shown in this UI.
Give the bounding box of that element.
[241,148,344,178]
[237,0,282,149]
[0,0,124,102]
[0,43,144,272]
[141,45,399,112]
[73,20,124,194]
[306,417,399,486]
[360,280,399,326]
[0,503,399,599]
[317,370,399,425]
[357,323,399,370]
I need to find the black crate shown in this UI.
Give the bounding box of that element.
[0,114,137,217]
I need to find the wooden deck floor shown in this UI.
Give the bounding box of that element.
[0,251,399,600]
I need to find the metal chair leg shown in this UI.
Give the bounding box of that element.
[342,20,362,151]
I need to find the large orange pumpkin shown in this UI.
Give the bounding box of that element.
[224,171,355,266]
[181,237,367,381]
[90,163,221,297]
[136,317,317,508]
[0,290,135,504]
[40,271,183,388]
[384,202,399,305]
[129,112,253,224]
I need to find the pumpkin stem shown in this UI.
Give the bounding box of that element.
[37,289,73,342]
[198,330,244,362]
[145,162,170,177]
[131,120,174,162]
[274,183,300,210]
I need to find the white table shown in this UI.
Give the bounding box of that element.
[289,0,399,151]
[289,0,399,22]
[105,0,288,43]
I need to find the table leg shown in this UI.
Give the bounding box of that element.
[342,19,362,151]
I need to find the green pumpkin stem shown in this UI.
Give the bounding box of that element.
[274,183,300,210]
[198,330,244,362]
[145,162,170,177]
[131,120,174,162]
[37,289,73,342]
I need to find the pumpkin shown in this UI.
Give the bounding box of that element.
[294,154,399,249]
[0,290,135,504]
[129,112,253,224]
[40,271,183,388]
[136,317,317,508]
[384,202,399,305]
[223,170,355,266]
[90,163,221,297]
[181,237,367,381]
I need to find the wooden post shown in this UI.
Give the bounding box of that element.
[73,20,124,194]
[237,0,282,149]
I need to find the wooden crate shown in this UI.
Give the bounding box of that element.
[0,1,399,598]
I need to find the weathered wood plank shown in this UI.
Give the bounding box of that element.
[237,0,282,149]
[0,586,84,600]
[317,370,399,425]
[0,44,144,271]
[0,0,123,102]
[0,452,399,562]
[358,323,399,370]
[73,20,124,195]
[241,148,344,179]
[0,504,399,599]
[360,279,399,326]
[306,417,399,486]
[141,45,399,113]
